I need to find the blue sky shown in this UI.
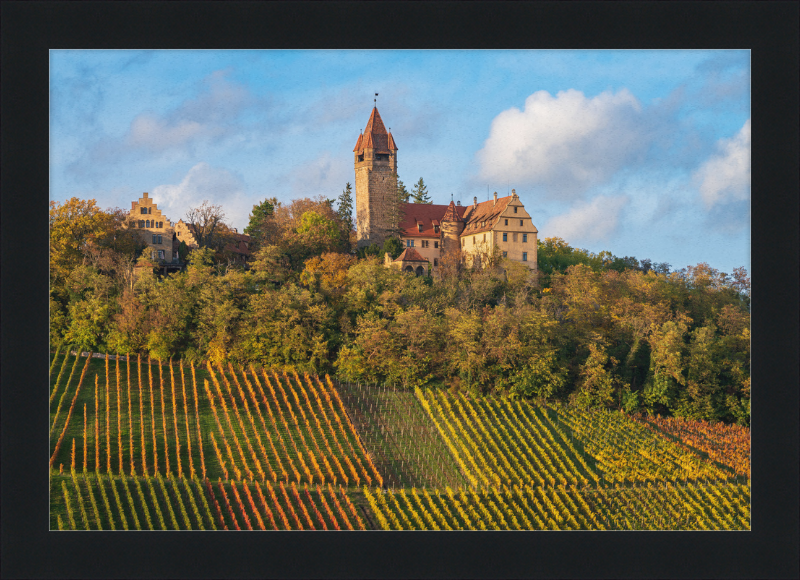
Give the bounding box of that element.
[50,50,750,273]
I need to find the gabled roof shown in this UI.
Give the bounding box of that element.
[399,202,466,238]
[353,107,398,154]
[394,247,427,262]
[461,196,513,237]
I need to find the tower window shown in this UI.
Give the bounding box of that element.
[503,233,507,242]
[522,252,528,262]
[514,206,518,214]
[358,154,364,162]
[522,234,527,243]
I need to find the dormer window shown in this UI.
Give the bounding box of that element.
[434,225,439,234]
[418,223,423,233]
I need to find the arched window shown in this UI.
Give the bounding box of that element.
[415,266,424,276]
[146,220,150,228]
[404,265,413,273]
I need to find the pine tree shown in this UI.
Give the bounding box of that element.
[337,183,354,233]
[411,178,432,204]
[397,179,410,203]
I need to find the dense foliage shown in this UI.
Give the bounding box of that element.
[50,196,750,425]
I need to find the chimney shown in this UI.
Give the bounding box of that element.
[493,191,498,206]
[473,196,478,208]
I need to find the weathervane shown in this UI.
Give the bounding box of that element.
[374,92,378,106]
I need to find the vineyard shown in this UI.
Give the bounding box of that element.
[50,350,750,530]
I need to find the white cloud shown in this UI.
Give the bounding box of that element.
[151,162,248,227]
[124,69,253,154]
[543,195,629,243]
[693,119,750,208]
[477,89,647,198]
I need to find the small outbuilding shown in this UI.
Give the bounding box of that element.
[385,248,429,277]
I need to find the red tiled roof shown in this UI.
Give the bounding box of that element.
[461,196,513,236]
[399,202,466,238]
[354,107,397,154]
[394,247,427,262]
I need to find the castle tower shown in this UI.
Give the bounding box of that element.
[354,107,398,248]
[440,199,465,253]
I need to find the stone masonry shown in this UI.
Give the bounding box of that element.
[354,107,399,248]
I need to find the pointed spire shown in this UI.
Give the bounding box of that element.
[441,200,464,223]
[355,106,397,154]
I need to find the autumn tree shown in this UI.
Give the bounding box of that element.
[50,198,117,286]
[185,200,227,249]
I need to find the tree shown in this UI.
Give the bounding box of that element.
[397,179,410,203]
[411,177,432,204]
[50,198,116,286]
[185,200,227,249]
[337,183,354,234]
[244,197,280,247]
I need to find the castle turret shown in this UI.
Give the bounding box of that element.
[440,199,465,254]
[354,107,398,248]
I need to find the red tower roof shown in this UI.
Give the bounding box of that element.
[354,107,398,154]
[441,200,465,223]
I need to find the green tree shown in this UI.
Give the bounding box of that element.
[244,197,279,248]
[397,178,410,203]
[411,177,432,204]
[337,183,354,233]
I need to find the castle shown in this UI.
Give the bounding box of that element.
[126,192,250,273]
[354,107,538,275]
